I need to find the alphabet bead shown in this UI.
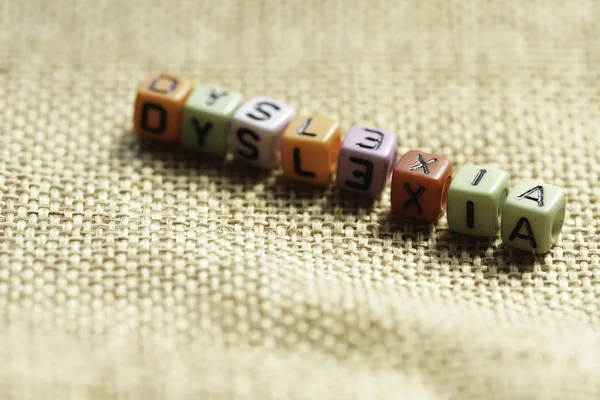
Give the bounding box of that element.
[446,164,510,236]
[390,150,452,223]
[336,125,397,197]
[180,84,244,157]
[280,116,342,186]
[133,71,194,142]
[131,72,567,252]
[500,179,567,254]
[230,96,296,169]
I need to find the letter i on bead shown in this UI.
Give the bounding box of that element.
[446,164,510,236]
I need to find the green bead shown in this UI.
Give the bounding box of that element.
[180,84,244,157]
[500,178,567,254]
[446,164,510,236]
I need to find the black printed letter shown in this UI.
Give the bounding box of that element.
[471,169,487,186]
[297,118,317,137]
[247,101,281,121]
[508,217,537,248]
[464,169,486,228]
[466,201,475,229]
[191,118,213,147]
[236,128,260,161]
[148,75,178,94]
[356,128,384,150]
[517,186,544,207]
[402,183,425,214]
[409,154,437,175]
[345,157,373,191]
[141,103,166,134]
[207,88,228,106]
[293,148,316,178]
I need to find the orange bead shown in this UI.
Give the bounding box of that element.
[133,71,194,142]
[280,116,342,186]
[390,150,452,223]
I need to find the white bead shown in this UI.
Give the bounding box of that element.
[230,96,296,169]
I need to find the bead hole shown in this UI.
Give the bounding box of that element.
[497,188,508,226]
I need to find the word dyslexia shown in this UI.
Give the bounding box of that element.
[133,71,567,254]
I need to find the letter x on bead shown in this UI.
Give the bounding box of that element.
[408,154,437,175]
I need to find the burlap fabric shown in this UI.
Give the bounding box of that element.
[1,0,599,398]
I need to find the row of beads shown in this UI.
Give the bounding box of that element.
[133,71,567,254]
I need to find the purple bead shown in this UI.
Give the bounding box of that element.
[336,125,398,197]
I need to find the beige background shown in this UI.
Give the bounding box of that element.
[1,0,600,398]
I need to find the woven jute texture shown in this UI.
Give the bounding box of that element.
[1,0,600,398]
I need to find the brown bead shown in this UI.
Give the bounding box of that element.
[390,150,452,223]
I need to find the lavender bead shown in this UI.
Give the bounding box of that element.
[230,96,296,169]
[336,125,398,197]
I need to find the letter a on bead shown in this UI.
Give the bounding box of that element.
[508,217,537,249]
[517,186,544,207]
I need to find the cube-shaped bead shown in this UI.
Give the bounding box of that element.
[230,96,296,169]
[390,150,452,223]
[280,116,342,186]
[446,164,510,236]
[336,125,397,197]
[500,179,567,254]
[180,84,244,157]
[133,71,194,142]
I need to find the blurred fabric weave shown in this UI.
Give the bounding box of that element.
[0,0,599,398]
